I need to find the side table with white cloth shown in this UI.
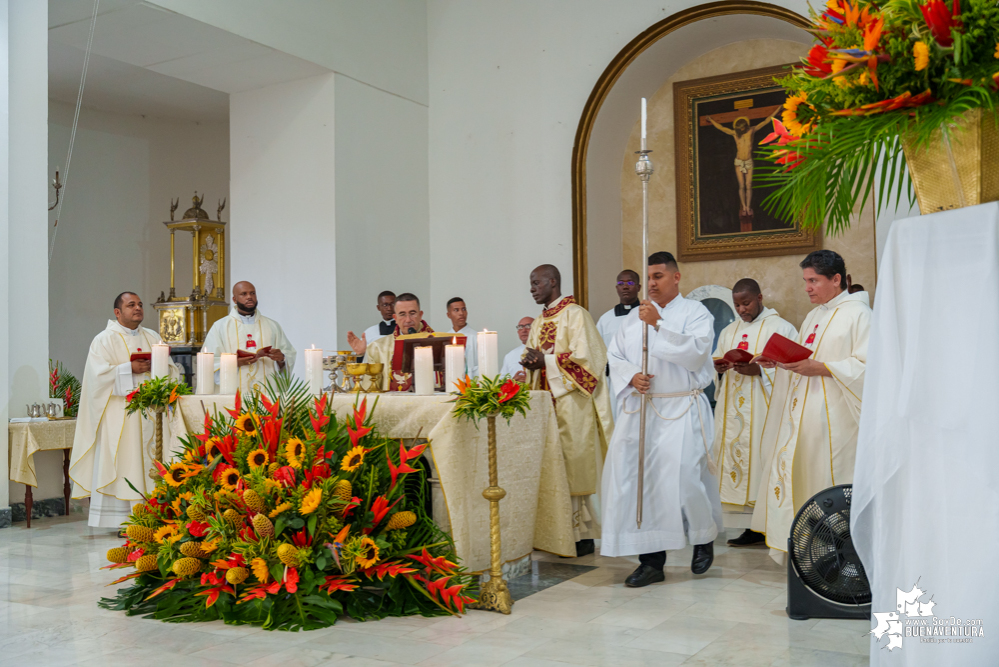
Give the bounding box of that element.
[852,202,999,664]
[169,392,576,572]
[8,418,76,528]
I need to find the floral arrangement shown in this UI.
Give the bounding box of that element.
[757,0,999,231]
[49,359,82,418]
[450,375,531,424]
[100,378,476,631]
[124,376,192,417]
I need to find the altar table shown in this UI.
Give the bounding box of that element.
[8,419,76,527]
[169,392,575,571]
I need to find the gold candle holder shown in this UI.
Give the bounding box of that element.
[471,414,513,614]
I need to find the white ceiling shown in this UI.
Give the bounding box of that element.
[48,0,331,122]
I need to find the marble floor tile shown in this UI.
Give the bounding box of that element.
[523,638,689,667]
[414,629,551,667]
[502,613,647,646]
[624,614,739,656]
[303,627,449,663]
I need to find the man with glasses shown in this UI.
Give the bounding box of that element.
[500,317,534,381]
[596,270,641,418]
[363,291,397,345]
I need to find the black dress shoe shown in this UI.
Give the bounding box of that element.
[625,564,665,588]
[575,539,595,557]
[727,529,766,548]
[691,542,714,574]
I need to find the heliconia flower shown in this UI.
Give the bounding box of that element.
[919,0,962,47]
[387,450,418,491]
[498,379,521,404]
[345,404,373,448]
[408,547,458,575]
[321,575,358,594]
[369,496,401,528]
[143,578,179,602]
[403,441,428,461]
[225,390,242,419]
[258,392,281,418]
[310,395,330,439]
[364,560,417,580]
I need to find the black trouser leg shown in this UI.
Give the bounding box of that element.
[639,551,666,571]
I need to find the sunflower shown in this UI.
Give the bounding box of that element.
[782,92,815,137]
[300,487,322,515]
[234,413,260,435]
[355,537,380,569]
[247,448,269,469]
[219,466,241,491]
[285,438,304,468]
[341,446,366,472]
[913,41,929,72]
[263,478,282,492]
[200,538,219,554]
[269,502,292,518]
[165,463,187,487]
[153,524,180,544]
[205,438,222,461]
[251,557,270,583]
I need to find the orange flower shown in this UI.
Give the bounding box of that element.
[454,374,471,394]
[168,387,179,404]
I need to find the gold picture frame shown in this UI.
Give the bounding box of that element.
[673,64,820,262]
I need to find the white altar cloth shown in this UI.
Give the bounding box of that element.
[852,202,999,664]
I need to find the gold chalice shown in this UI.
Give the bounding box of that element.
[345,363,369,392]
[365,363,384,393]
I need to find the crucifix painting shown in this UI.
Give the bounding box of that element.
[673,64,821,262]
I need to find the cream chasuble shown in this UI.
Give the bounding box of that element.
[202,305,297,397]
[751,290,871,561]
[712,307,797,508]
[68,320,180,528]
[526,296,613,540]
[365,320,435,391]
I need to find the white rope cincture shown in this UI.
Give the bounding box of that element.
[624,388,719,476]
[49,0,100,262]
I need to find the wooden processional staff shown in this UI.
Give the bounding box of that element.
[634,98,653,529]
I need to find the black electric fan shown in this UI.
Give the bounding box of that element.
[787,484,871,620]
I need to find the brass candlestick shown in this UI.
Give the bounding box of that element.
[472,414,513,614]
[148,406,166,481]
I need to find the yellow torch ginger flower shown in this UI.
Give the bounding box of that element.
[251,557,270,583]
[300,487,322,515]
[914,41,929,71]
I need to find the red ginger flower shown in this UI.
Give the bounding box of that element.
[802,44,833,77]
[498,379,521,404]
[920,0,962,47]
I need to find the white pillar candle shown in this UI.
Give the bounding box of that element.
[305,345,323,396]
[219,353,238,394]
[151,342,170,378]
[641,97,647,150]
[477,330,499,378]
[445,337,464,392]
[414,346,434,395]
[196,351,215,395]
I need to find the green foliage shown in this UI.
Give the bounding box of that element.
[449,375,532,425]
[124,376,192,417]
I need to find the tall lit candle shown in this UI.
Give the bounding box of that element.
[445,337,464,392]
[196,351,215,395]
[219,353,238,394]
[641,97,647,151]
[151,342,170,378]
[305,344,323,396]
[477,330,498,378]
[414,346,434,395]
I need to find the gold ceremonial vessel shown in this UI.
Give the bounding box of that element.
[345,363,369,392]
[324,351,358,392]
[366,363,384,393]
[902,108,999,214]
[153,192,228,347]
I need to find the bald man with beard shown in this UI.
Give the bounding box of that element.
[202,281,297,396]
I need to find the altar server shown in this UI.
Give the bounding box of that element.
[596,270,641,419]
[601,252,723,587]
[202,281,296,396]
[347,293,434,390]
[363,291,396,345]
[69,292,181,528]
[712,278,797,547]
[445,297,478,377]
[751,250,870,563]
[522,265,613,557]
[500,316,533,381]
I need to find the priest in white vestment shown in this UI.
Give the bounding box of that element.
[500,316,533,381]
[523,265,613,557]
[602,252,723,587]
[595,270,641,419]
[711,278,797,548]
[445,297,478,377]
[362,290,396,345]
[348,293,435,390]
[202,281,296,397]
[69,292,181,528]
[751,250,871,564]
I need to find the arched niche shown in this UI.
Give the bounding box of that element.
[572,2,813,313]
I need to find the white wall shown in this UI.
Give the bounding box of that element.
[333,73,429,342]
[0,0,9,514]
[48,101,230,378]
[230,73,337,365]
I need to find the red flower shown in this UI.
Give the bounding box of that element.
[310,394,330,439]
[498,379,520,404]
[369,496,401,528]
[341,496,362,520]
[259,392,281,418]
[346,418,373,448]
[283,567,299,594]
[364,560,417,580]
[272,465,297,487]
[260,417,283,459]
[387,441,419,490]
[125,388,139,403]
[225,390,242,419]
[802,44,832,77]
[187,521,210,538]
[919,0,961,47]
[408,547,458,575]
[291,528,312,547]
[321,575,358,594]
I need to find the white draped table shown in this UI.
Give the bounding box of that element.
[852,202,999,664]
[169,391,575,572]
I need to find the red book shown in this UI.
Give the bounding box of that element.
[720,349,754,364]
[759,334,812,364]
[238,346,273,359]
[130,352,151,362]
